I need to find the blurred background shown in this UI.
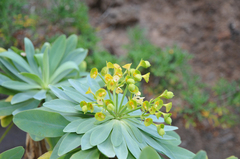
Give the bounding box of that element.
[0,0,240,158]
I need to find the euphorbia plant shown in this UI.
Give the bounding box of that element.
[0,34,87,157]
[14,60,195,159]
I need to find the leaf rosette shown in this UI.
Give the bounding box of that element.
[13,61,195,159]
[0,35,87,122]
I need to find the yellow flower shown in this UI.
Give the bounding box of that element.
[95,112,106,121]
[90,68,98,79]
[116,87,123,94]
[122,63,132,70]
[95,88,107,99]
[154,99,163,109]
[144,118,153,126]
[142,101,150,111]
[86,87,92,94]
[142,73,150,83]
[87,103,94,113]
[164,102,172,112]
[107,62,114,68]
[104,74,113,82]
[127,99,137,110]
[107,80,117,91]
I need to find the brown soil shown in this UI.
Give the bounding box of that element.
[87,0,240,158]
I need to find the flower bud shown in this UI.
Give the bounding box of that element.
[134,74,142,81]
[82,105,88,114]
[127,78,135,84]
[101,67,108,76]
[128,84,135,92]
[79,61,87,72]
[107,104,114,111]
[165,117,172,125]
[158,128,165,137]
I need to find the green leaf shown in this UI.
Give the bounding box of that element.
[139,146,161,159]
[45,137,61,151]
[11,90,39,104]
[29,133,45,141]
[2,81,41,91]
[226,156,238,159]
[13,109,69,137]
[49,35,66,74]
[33,90,47,100]
[81,129,95,150]
[58,133,83,156]
[90,120,115,146]
[50,61,79,84]
[123,121,143,143]
[113,139,128,159]
[44,99,78,113]
[62,34,78,59]
[50,134,67,159]
[49,85,75,102]
[34,53,43,71]
[97,135,115,158]
[41,42,50,53]
[43,47,49,85]
[61,48,87,65]
[111,120,123,147]
[0,51,33,73]
[192,150,208,159]
[121,123,141,159]
[70,148,100,159]
[12,100,40,115]
[0,146,24,159]
[24,38,40,76]
[76,118,96,134]
[0,100,35,116]
[63,118,85,132]
[20,72,43,85]
[64,88,91,103]
[0,86,19,95]
[0,73,11,85]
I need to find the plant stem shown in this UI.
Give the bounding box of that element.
[107,89,112,101]
[0,122,13,144]
[119,86,128,110]
[119,104,128,115]
[122,107,142,116]
[121,115,141,119]
[116,92,118,114]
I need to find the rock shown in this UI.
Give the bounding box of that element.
[105,5,139,25]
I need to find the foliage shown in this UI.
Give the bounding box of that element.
[0,146,24,159]
[14,61,195,159]
[0,35,87,140]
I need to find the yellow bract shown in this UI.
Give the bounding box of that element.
[95,112,106,121]
[144,118,153,126]
[122,63,132,70]
[90,68,98,79]
[142,72,150,83]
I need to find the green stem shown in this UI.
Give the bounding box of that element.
[119,86,128,110]
[116,93,118,114]
[98,74,106,84]
[119,104,128,115]
[113,89,116,106]
[121,115,141,119]
[107,89,112,101]
[103,102,116,118]
[0,122,13,144]
[122,107,142,116]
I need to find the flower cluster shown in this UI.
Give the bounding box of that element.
[81,60,174,136]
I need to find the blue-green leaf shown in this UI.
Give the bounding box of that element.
[20,72,43,85]
[24,38,40,75]
[1,81,41,91]
[44,99,78,113]
[76,118,96,134]
[0,146,24,159]
[50,134,67,159]
[29,133,45,141]
[63,88,91,103]
[90,120,115,146]
[58,133,83,156]
[11,90,38,104]
[81,129,95,150]
[0,73,11,85]
[97,135,115,158]
[63,118,85,132]
[113,139,128,159]
[43,47,49,85]
[33,90,47,100]
[12,100,40,115]
[13,109,69,137]
[49,35,66,74]
[139,146,161,159]
[49,85,75,102]
[111,120,123,147]
[64,34,77,56]
[192,150,208,159]
[61,48,87,65]
[70,148,100,159]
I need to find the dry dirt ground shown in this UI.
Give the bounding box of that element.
[87,0,240,158]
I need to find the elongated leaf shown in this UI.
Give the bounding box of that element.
[64,88,91,103]
[63,118,85,132]
[0,51,33,73]
[33,90,47,100]
[24,38,40,75]
[113,138,128,159]
[38,151,52,159]
[121,124,141,159]
[44,99,78,113]
[61,48,87,65]
[41,42,50,53]
[139,146,161,159]
[11,90,39,104]
[111,120,123,147]
[90,120,115,146]
[12,100,40,115]
[161,144,195,159]
[50,61,79,84]
[70,148,99,159]
[13,109,69,137]
[0,73,11,85]
[49,35,66,74]
[58,133,83,156]
[43,47,49,85]
[64,34,78,57]
[76,118,96,134]
[20,72,43,85]
[123,121,142,143]
[2,81,40,91]
[29,133,45,141]
[0,58,34,84]
[81,129,95,150]
[97,135,115,158]
[34,53,43,71]
[0,100,35,116]
[49,85,75,102]
[0,146,24,159]
[50,134,67,159]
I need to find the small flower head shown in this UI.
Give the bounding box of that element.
[127,99,137,110]
[142,101,150,111]
[95,112,106,121]
[165,117,172,125]
[149,106,157,114]
[87,103,94,113]
[142,72,150,83]
[107,80,117,91]
[97,99,104,106]
[114,68,123,78]
[80,101,87,108]
[140,60,151,68]
[116,87,123,94]
[96,88,107,99]
[164,102,172,112]
[132,70,142,81]
[128,84,136,92]
[160,90,174,99]
[113,75,120,82]
[154,99,163,109]
[107,62,114,68]
[144,118,153,126]
[155,112,162,119]
[101,67,108,76]
[104,74,113,82]
[86,87,93,94]
[82,105,88,114]
[113,63,122,70]
[90,68,98,79]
